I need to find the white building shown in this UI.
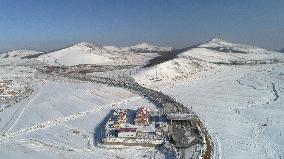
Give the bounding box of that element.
[117,128,137,138]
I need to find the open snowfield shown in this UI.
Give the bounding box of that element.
[0,58,168,159]
[163,64,284,159]
[0,81,164,159]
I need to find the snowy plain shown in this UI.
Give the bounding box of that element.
[164,64,284,159]
[0,58,166,159]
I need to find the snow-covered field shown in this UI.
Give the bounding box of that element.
[163,64,284,159]
[133,39,284,159]
[0,80,164,158]
[0,58,167,159]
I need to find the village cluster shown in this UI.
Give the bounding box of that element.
[103,107,168,146]
[0,80,22,102]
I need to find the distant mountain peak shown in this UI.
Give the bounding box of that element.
[74,42,99,49]
[129,42,173,52]
[198,38,272,54]
[1,50,41,58]
[103,45,122,52]
[133,42,153,48]
[208,38,229,44]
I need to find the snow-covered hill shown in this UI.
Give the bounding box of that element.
[38,42,159,66]
[133,38,284,88]
[38,42,113,66]
[103,45,122,52]
[124,42,173,53]
[191,38,283,63]
[0,50,42,59]
[131,38,284,158]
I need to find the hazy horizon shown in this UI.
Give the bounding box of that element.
[0,0,283,52]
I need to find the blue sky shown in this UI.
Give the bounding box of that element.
[0,0,283,51]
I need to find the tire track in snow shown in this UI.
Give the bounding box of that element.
[271,83,279,101]
[0,85,37,135]
[4,87,38,134]
[1,96,141,140]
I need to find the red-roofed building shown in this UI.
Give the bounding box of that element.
[134,107,151,126]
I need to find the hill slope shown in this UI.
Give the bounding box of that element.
[38,42,113,66]
[133,38,284,88]
[38,42,160,66]
[132,38,284,158]
[0,50,42,59]
[124,42,173,53]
